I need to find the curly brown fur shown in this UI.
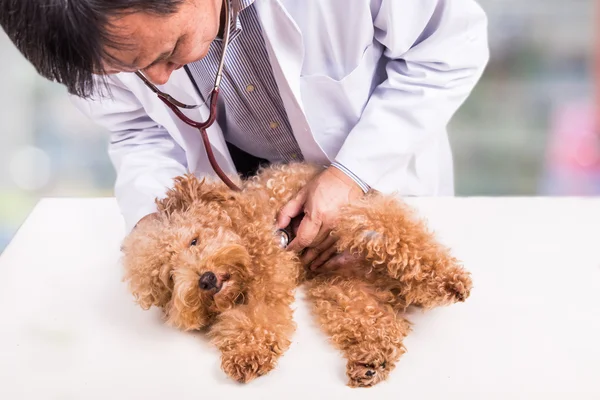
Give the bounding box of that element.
[120,162,472,386]
[306,275,411,387]
[332,194,472,309]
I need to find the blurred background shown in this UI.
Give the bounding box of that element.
[0,0,597,253]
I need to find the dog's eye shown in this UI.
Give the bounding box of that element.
[190,238,198,247]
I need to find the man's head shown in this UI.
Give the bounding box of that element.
[0,0,222,97]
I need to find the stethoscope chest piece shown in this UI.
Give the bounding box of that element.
[275,229,291,248]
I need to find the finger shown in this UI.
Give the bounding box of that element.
[301,233,337,266]
[309,226,334,252]
[309,241,339,271]
[287,215,322,253]
[316,251,344,272]
[276,189,307,230]
[320,250,358,272]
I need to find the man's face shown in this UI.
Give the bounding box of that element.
[102,0,222,85]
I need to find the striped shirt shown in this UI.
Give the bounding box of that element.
[187,0,370,193]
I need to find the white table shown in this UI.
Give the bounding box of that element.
[1,198,599,399]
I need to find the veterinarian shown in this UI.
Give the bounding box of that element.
[0,0,488,269]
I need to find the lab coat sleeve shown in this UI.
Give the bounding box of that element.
[334,0,489,194]
[69,77,188,232]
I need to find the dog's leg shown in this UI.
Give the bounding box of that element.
[305,275,410,388]
[333,194,472,308]
[209,299,296,383]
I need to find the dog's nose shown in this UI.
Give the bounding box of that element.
[199,272,218,291]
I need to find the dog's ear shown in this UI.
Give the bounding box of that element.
[156,174,238,215]
[121,219,174,310]
[156,174,207,215]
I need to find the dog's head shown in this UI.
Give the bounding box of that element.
[121,175,253,331]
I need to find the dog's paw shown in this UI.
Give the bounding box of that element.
[414,268,473,309]
[346,344,401,388]
[221,346,278,384]
[347,359,392,388]
[442,270,473,304]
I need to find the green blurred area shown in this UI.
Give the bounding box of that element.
[0,191,37,226]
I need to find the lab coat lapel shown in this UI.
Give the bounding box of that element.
[253,0,330,164]
[253,0,304,112]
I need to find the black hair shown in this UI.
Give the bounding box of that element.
[0,0,184,98]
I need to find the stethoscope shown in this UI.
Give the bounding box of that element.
[134,0,294,248]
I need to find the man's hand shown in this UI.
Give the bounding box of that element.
[133,212,159,230]
[276,166,364,270]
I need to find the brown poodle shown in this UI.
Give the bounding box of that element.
[120,163,472,387]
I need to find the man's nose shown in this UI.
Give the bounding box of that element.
[143,63,178,85]
[199,271,218,291]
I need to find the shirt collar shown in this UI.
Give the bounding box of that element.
[213,0,254,42]
[234,0,255,12]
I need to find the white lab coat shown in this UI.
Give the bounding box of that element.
[71,0,489,232]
